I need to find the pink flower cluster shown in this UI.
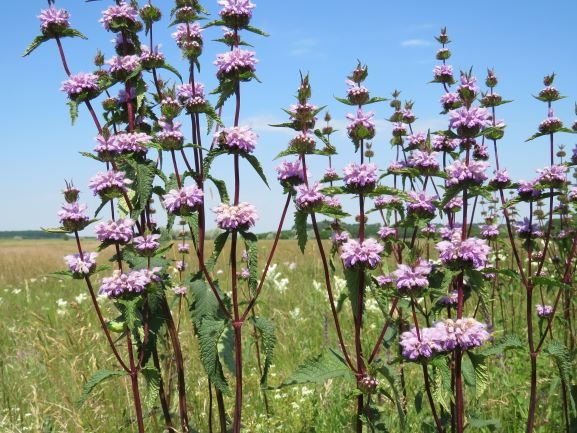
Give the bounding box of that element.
[343,162,377,191]
[446,159,489,187]
[276,159,306,186]
[99,268,161,298]
[58,202,90,231]
[89,170,132,197]
[39,7,70,32]
[100,1,139,30]
[95,218,135,244]
[215,48,258,77]
[64,252,98,277]
[217,126,258,153]
[295,182,325,211]
[340,238,383,269]
[393,259,432,295]
[94,132,150,157]
[133,234,161,255]
[61,73,99,99]
[214,202,258,231]
[436,237,490,270]
[163,185,204,215]
[407,150,439,173]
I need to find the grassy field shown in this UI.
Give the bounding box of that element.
[0,239,573,432]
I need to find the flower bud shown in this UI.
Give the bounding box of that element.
[485,69,498,88]
[94,50,105,67]
[140,4,162,24]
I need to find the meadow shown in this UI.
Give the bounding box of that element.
[0,238,573,433]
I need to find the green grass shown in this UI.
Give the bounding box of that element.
[0,239,574,432]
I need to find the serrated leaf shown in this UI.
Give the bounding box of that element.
[198,318,229,394]
[207,232,229,272]
[60,28,87,40]
[77,369,126,407]
[252,317,276,386]
[190,278,225,327]
[316,204,350,219]
[245,25,269,36]
[68,100,78,125]
[207,175,230,203]
[335,96,356,106]
[277,349,353,388]
[365,96,388,105]
[344,267,361,319]
[157,63,183,82]
[22,34,50,57]
[242,153,270,189]
[481,334,524,356]
[240,231,258,293]
[429,356,452,412]
[116,297,142,330]
[130,160,157,219]
[140,367,161,409]
[294,211,308,253]
[463,352,488,398]
[545,341,573,384]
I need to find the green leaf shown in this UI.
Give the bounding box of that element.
[252,317,276,386]
[531,275,571,290]
[481,334,525,356]
[60,28,88,40]
[544,341,573,384]
[242,154,270,189]
[277,349,353,388]
[463,352,489,398]
[207,175,230,203]
[41,226,72,234]
[335,96,356,106]
[365,96,389,105]
[22,35,50,57]
[467,418,501,431]
[68,100,78,125]
[198,318,229,394]
[377,363,407,431]
[207,232,229,272]
[245,25,269,36]
[157,63,183,82]
[344,267,361,319]
[140,367,161,409]
[77,369,126,407]
[240,231,258,293]
[116,297,142,330]
[294,211,308,253]
[316,204,350,219]
[429,356,452,412]
[190,278,225,327]
[130,160,157,220]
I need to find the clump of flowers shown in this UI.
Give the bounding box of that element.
[346,109,376,142]
[538,109,563,134]
[58,202,90,232]
[432,135,458,152]
[515,217,543,239]
[214,202,258,231]
[106,55,140,80]
[433,64,454,84]
[378,226,396,240]
[480,224,500,240]
[177,82,207,113]
[100,1,140,32]
[535,164,567,188]
[343,162,377,192]
[89,170,132,198]
[140,44,165,69]
[217,126,257,153]
[448,106,491,137]
[64,252,98,278]
[340,239,383,269]
[393,259,432,296]
[99,268,160,298]
[172,23,204,58]
[39,6,70,35]
[276,160,306,187]
[536,304,554,318]
[163,185,204,216]
[218,0,256,28]
[407,191,437,219]
[446,159,489,187]
[295,182,325,211]
[133,234,161,256]
[95,218,135,245]
[346,79,369,105]
[215,48,257,81]
[436,236,491,270]
[490,169,511,188]
[407,150,439,174]
[61,73,100,100]
[157,117,184,150]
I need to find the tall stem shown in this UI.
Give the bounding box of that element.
[127,332,146,433]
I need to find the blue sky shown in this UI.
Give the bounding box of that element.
[2,0,577,232]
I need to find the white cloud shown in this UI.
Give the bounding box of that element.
[400,38,433,48]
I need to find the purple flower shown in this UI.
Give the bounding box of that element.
[106,55,140,78]
[340,238,383,269]
[100,1,139,30]
[58,202,90,231]
[568,187,577,203]
[332,231,350,244]
[158,117,184,150]
[238,267,250,280]
[99,268,161,298]
[343,162,378,192]
[458,73,478,95]
[172,23,204,57]
[295,182,325,211]
[392,123,407,137]
[446,160,489,187]
[387,160,406,171]
[176,260,187,272]
[432,135,458,152]
[448,106,491,136]
[177,82,206,111]
[407,150,439,174]
[276,160,306,187]
[436,318,490,351]
[217,126,257,153]
[163,185,204,215]
[407,191,437,218]
[96,132,150,157]
[173,285,187,295]
[438,291,458,306]
[375,274,394,288]
[89,170,132,198]
[218,0,256,19]
[374,195,402,210]
[178,243,190,254]
[480,224,500,240]
[515,217,543,239]
[422,223,437,237]
[133,234,161,255]
[346,109,376,141]
[538,111,563,134]
[324,196,342,208]
[140,44,165,68]
[518,179,541,200]
[64,252,98,278]
[322,167,339,182]
[490,169,511,188]
[444,196,463,212]
[346,79,369,104]
[95,218,135,244]
[289,132,316,153]
[214,202,258,231]
[439,225,461,241]
[39,7,70,33]
[400,326,443,360]
[433,64,454,83]
[436,237,491,270]
[393,259,432,296]
[61,73,99,100]
[215,48,258,79]
[406,131,426,150]
[536,304,554,318]
[378,226,396,240]
[536,164,567,187]
[440,92,461,111]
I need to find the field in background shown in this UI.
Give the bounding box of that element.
[0,239,568,432]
